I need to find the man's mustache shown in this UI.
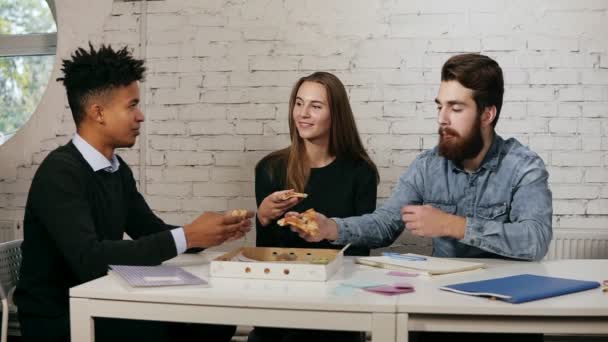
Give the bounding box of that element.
[439,127,460,138]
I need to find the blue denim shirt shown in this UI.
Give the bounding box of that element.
[334,135,553,261]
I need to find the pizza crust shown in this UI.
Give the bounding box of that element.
[280,191,308,201]
[230,209,248,217]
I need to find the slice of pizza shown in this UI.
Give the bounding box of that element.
[277,208,319,236]
[280,191,308,201]
[230,209,248,217]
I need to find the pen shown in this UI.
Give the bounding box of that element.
[382,252,427,261]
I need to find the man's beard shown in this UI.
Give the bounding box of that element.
[437,118,483,163]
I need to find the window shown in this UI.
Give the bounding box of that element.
[0,0,57,145]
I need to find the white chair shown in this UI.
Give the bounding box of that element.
[0,240,22,342]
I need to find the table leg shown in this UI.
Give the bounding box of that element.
[70,298,94,342]
[370,312,396,342]
[396,313,408,342]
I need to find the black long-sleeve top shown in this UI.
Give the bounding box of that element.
[255,155,377,256]
[15,141,178,317]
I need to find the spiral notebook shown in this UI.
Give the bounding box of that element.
[110,265,206,287]
[440,274,601,303]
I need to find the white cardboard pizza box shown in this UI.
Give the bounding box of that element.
[210,245,349,282]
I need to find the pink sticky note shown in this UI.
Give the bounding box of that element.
[387,271,418,277]
[364,284,415,296]
[364,289,397,296]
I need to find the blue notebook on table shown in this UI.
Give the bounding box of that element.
[439,274,600,304]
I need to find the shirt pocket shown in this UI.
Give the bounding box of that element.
[476,202,508,221]
[424,202,457,215]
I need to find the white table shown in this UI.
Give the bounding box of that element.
[70,255,608,342]
[70,253,399,342]
[395,259,608,341]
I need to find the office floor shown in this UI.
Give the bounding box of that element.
[230,332,608,342]
[6,333,608,341]
[232,335,608,342]
[545,338,608,342]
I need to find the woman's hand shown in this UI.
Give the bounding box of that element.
[257,189,302,226]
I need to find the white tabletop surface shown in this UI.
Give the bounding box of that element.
[70,252,400,313]
[70,253,608,317]
[396,259,608,316]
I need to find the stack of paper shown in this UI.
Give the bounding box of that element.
[356,253,485,275]
[110,265,206,287]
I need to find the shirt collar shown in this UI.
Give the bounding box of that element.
[480,134,504,172]
[72,133,120,173]
[448,134,504,173]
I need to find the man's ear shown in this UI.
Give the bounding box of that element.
[481,106,497,128]
[87,103,104,124]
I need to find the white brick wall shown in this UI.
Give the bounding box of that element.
[0,0,606,246]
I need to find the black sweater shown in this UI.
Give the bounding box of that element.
[15,142,178,317]
[255,155,377,256]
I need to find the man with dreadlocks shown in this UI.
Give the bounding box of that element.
[15,44,249,342]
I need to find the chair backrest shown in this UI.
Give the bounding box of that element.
[0,240,22,301]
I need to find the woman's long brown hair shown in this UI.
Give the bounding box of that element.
[261,71,379,192]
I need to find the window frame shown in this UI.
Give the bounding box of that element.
[0,33,57,56]
[0,0,57,57]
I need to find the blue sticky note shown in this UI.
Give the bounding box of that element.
[332,285,357,296]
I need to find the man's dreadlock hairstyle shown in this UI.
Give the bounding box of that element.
[56,43,145,126]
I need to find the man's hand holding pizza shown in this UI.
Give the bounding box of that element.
[280,209,339,243]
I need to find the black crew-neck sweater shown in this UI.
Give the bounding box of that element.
[255,155,377,256]
[16,141,177,317]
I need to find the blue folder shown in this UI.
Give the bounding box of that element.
[439,274,600,304]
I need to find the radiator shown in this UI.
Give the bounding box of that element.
[545,232,608,260]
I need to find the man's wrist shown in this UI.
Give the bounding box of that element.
[183,224,194,249]
[446,215,466,239]
[326,219,339,241]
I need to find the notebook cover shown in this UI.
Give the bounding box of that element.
[110,265,206,287]
[440,274,600,303]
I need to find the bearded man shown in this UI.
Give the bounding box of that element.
[296,53,553,262]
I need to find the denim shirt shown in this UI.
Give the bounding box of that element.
[334,135,553,261]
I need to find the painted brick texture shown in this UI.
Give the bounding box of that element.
[0,0,606,246]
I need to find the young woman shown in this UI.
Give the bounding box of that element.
[250,71,379,342]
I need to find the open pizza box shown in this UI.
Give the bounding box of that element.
[210,244,349,282]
